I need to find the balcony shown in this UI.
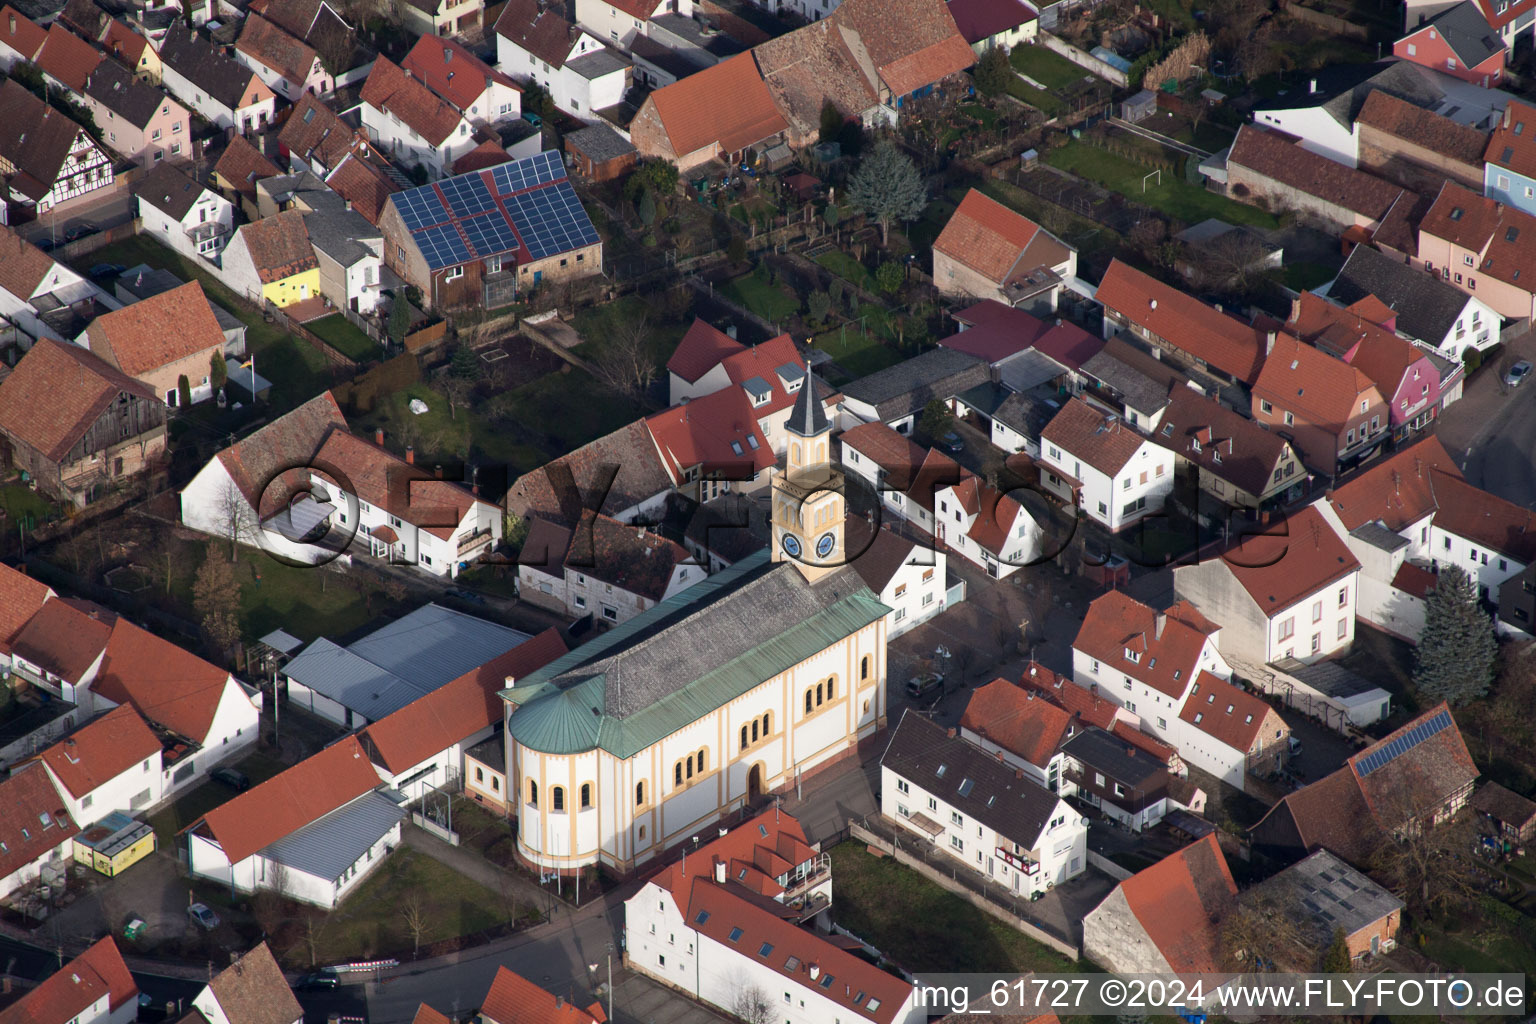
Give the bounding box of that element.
[995,845,1040,875]
[781,854,830,902]
[457,526,494,557]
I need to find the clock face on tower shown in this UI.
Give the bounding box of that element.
[781,533,802,559]
[815,532,836,559]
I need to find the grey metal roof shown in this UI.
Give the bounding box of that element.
[784,368,827,438]
[1254,848,1403,939]
[1326,242,1472,349]
[742,375,772,400]
[881,709,1062,846]
[259,629,305,655]
[261,790,405,882]
[997,348,1067,393]
[285,604,531,722]
[1272,657,1387,700]
[566,47,629,80]
[304,205,379,267]
[841,348,989,421]
[1079,348,1171,416]
[1349,521,1410,553]
[504,551,887,756]
[1061,727,1167,791]
[565,123,636,165]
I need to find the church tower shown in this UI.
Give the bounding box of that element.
[772,367,844,583]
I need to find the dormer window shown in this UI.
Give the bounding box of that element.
[1124,648,1141,663]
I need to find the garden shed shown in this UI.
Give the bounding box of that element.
[1121,89,1157,123]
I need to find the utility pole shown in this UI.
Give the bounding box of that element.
[606,943,614,1022]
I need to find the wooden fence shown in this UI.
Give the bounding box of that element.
[1278,0,1370,38]
[55,218,142,262]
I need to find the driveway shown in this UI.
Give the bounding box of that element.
[1432,333,1536,507]
[608,972,731,1024]
[20,183,136,250]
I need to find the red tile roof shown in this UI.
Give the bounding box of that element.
[213,391,347,513]
[361,628,566,774]
[0,223,59,303]
[279,93,361,172]
[1427,469,1536,561]
[667,318,746,383]
[1040,397,1148,477]
[195,735,381,864]
[839,421,929,477]
[101,19,147,65]
[1074,589,1217,700]
[1252,333,1380,433]
[204,943,302,1024]
[941,302,1050,363]
[236,12,317,86]
[1357,90,1488,167]
[0,6,47,62]
[1324,434,1460,531]
[0,338,159,464]
[36,23,102,92]
[1113,833,1237,974]
[235,209,318,283]
[411,1007,452,1024]
[0,764,79,903]
[37,704,160,800]
[832,0,974,97]
[91,618,236,743]
[1154,388,1293,499]
[85,281,226,378]
[1095,259,1263,383]
[451,138,512,175]
[10,598,113,685]
[0,937,135,1024]
[1419,181,1536,293]
[401,34,519,114]
[314,429,492,538]
[934,188,1042,285]
[965,485,1027,556]
[961,677,1073,768]
[361,56,464,147]
[493,0,581,70]
[214,135,282,201]
[1032,320,1105,371]
[1177,671,1278,754]
[480,967,604,1024]
[645,386,775,483]
[0,563,53,653]
[324,152,400,226]
[1486,98,1536,180]
[644,52,785,158]
[1229,124,1407,223]
[1214,505,1360,617]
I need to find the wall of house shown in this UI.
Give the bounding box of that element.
[518,240,603,290]
[260,266,322,309]
[1172,561,1269,665]
[931,251,1007,304]
[464,750,509,813]
[403,0,484,36]
[139,191,235,264]
[1415,237,1536,320]
[575,0,646,47]
[1228,162,1379,233]
[1264,574,1358,663]
[235,51,331,104]
[1251,388,1384,477]
[47,755,162,827]
[186,832,257,892]
[510,618,886,873]
[1064,760,1167,830]
[285,679,351,727]
[1356,124,1483,194]
[629,94,706,167]
[1431,524,1526,604]
[961,726,1059,788]
[1384,355,1443,429]
[1396,27,1506,86]
[1485,161,1536,216]
[880,556,946,637]
[1345,911,1401,960]
[89,95,191,168]
[1082,886,1176,974]
[361,104,474,178]
[0,841,69,899]
[1251,105,1358,166]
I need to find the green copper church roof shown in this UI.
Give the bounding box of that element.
[502,550,889,758]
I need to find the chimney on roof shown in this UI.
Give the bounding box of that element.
[1149,299,1157,311]
[1155,611,1166,640]
[946,727,956,738]
[1309,77,1318,94]
[504,675,515,686]
[406,445,415,464]
[444,45,451,62]
[713,858,726,883]
[1265,329,1277,355]
[434,464,443,479]
[376,427,384,445]
[809,965,821,981]
[555,996,562,1009]
[1289,297,1302,323]
[1506,105,1513,129]
[1015,767,1024,779]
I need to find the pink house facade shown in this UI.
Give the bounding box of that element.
[83,62,191,168]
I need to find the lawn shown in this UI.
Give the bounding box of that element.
[814,326,906,377]
[324,848,514,962]
[815,250,873,291]
[829,843,1077,974]
[479,366,648,473]
[1282,260,1339,292]
[1010,44,1094,91]
[0,483,55,525]
[145,750,290,847]
[305,314,381,363]
[722,273,801,325]
[960,103,1000,130]
[77,237,333,412]
[1044,141,1280,229]
[570,294,688,374]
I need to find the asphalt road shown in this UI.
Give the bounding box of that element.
[1436,335,1536,508]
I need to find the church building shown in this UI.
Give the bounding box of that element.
[499,375,892,875]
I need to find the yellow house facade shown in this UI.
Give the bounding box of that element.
[223,209,320,308]
[262,265,320,307]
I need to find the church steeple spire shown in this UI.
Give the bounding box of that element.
[785,366,827,439]
[772,364,843,582]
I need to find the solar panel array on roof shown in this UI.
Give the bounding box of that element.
[460,210,520,257]
[491,149,564,194]
[438,174,496,218]
[416,222,470,268]
[1354,708,1452,777]
[505,186,600,261]
[396,188,449,232]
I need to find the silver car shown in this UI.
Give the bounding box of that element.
[1506,360,1533,387]
[187,902,220,931]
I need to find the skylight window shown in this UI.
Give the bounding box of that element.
[731,441,744,456]
[868,999,882,1012]
[758,942,774,957]
[958,778,974,796]
[1161,423,1173,436]
[1194,712,1203,723]
[987,794,997,807]
[785,956,801,971]
[1450,207,1465,221]
[758,824,768,837]
[1226,703,1234,714]
[855,992,867,1005]
[1245,714,1253,724]
[1508,227,1521,243]
[729,927,744,942]
[303,107,316,123]
[695,910,711,925]
[747,435,760,449]
[936,764,947,778]
[819,975,835,989]
[37,812,50,827]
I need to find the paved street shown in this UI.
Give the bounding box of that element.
[1432,332,1536,507]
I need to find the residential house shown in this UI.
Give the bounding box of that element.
[379,151,602,310]
[180,391,346,561]
[79,281,227,407]
[844,514,948,637]
[629,15,745,89]
[643,386,776,500]
[517,510,702,625]
[1013,665,1189,778]
[943,300,1053,365]
[30,704,162,826]
[246,0,374,87]
[114,266,247,361]
[212,135,281,221]
[1251,702,1477,863]
[1245,850,1404,965]
[324,151,400,226]
[1060,727,1171,831]
[0,562,53,659]
[1075,336,1189,433]
[304,195,384,313]
[278,93,371,178]
[1082,834,1237,974]
[399,0,484,38]
[1175,672,1292,788]
[1173,505,1362,666]
[946,0,1037,52]
[34,22,102,95]
[1095,258,1264,386]
[186,735,401,908]
[134,161,234,264]
[1152,387,1305,509]
[401,34,521,125]
[494,0,628,124]
[630,51,783,169]
[88,616,261,795]
[505,418,673,527]
[0,763,80,900]
[1485,98,1536,214]
[1037,397,1175,532]
[1285,292,1454,441]
[477,969,602,1024]
[189,943,302,1024]
[5,591,111,711]
[574,0,687,48]
[882,709,1087,895]
[0,339,166,506]
[0,937,134,1024]
[1417,180,1536,320]
[359,56,478,178]
[0,5,45,69]
[0,79,114,216]
[1403,0,1535,53]
[1394,1,1505,86]
[1225,124,1414,235]
[81,61,191,169]
[0,225,112,344]
[360,628,566,803]
[1324,241,1499,361]
[102,21,159,82]
[1472,781,1536,845]
[234,13,332,102]
[665,318,755,399]
[220,210,321,308]
[283,604,531,728]
[1354,88,1488,194]
[1250,332,1389,477]
[932,188,1076,314]
[959,675,1077,790]
[625,810,924,1024]
[839,347,990,433]
[158,22,276,134]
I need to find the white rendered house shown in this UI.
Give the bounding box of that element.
[1038,398,1175,533]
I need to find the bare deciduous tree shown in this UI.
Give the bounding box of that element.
[253,864,292,939]
[1365,797,1481,912]
[590,316,658,404]
[301,912,330,968]
[731,981,773,1024]
[400,890,429,955]
[216,479,254,562]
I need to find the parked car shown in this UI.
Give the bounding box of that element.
[905,673,943,699]
[187,903,220,931]
[63,222,98,243]
[941,431,964,453]
[211,767,250,791]
[449,588,487,606]
[296,971,339,990]
[522,111,541,127]
[1506,361,1533,387]
[89,262,126,279]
